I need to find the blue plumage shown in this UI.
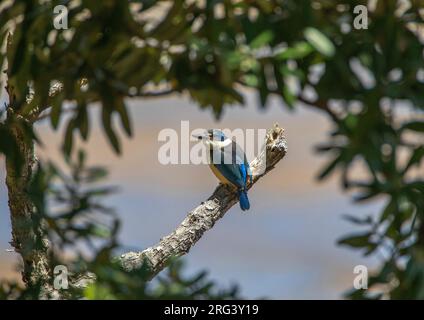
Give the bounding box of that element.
[197,129,252,211]
[239,190,250,211]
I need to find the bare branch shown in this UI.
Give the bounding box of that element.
[34,106,75,123]
[118,124,288,279]
[297,96,338,121]
[33,82,175,123]
[138,88,175,97]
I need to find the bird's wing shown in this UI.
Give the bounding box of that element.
[231,140,253,185]
[210,141,249,188]
[213,162,245,188]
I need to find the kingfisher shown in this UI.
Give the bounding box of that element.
[194,129,252,211]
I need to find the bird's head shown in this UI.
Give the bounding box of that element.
[193,129,228,147]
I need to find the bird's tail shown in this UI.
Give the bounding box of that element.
[239,190,250,211]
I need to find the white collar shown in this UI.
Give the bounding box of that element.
[210,138,232,148]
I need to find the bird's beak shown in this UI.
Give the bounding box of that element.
[192,133,209,141]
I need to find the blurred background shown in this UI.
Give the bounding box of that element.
[0,91,382,299]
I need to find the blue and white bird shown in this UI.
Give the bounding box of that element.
[194,129,252,211]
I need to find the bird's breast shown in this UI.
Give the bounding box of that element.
[209,163,236,187]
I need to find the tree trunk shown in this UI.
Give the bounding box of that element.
[5,123,51,292]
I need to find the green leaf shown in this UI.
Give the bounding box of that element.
[342,214,373,225]
[50,100,62,130]
[279,64,305,79]
[282,85,295,109]
[380,198,397,222]
[77,104,89,140]
[242,74,259,87]
[77,149,86,168]
[101,107,121,154]
[92,225,112,238]
[85,167,109,182]
[304,27,335,57]
[404,146,424,172]
[62,118,76,156]
[250,31,274,49]
[276,42,314,60]
[338,232,372,248]
[258,66,268,108]
[317,153,342,180]
[401,121,424,133]
[116,100,132,137]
